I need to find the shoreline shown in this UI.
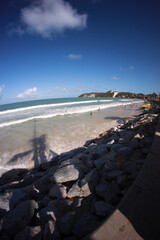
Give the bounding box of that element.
[0,103,142,176]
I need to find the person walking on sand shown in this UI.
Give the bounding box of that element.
[90,111,93,116]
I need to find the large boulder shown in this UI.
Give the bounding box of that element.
[50,165,80,183]
[67,169,99,198]
[49,184,67,199]
[60,211,75,236]
[94,151,116,168]
[94,201,114,217]
[1,200,38,238]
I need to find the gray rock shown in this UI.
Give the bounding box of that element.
[60,147,86,161]
[106,139,115,149]
[117,147,132,156]
[0,191,12,212]
[84,139,94,147]
[85,144,108,158]
[43,220,61,240]
[14,226,42,240]
[118,131,136,144]
[50,165,80,183]
[107,170,124,180]
[0,169,28,186]
[95,201,114,217]
[107,182,121,195]
[1,200,38,238]
[134,133,142,141]
[42,195,51,207]
[110,144,123,152]
[49,184,67,199]
[129,138,140,149]
[72,213,99,238]
[123,162,135,175]
[117,175,129,190]
[36,205,58,224]
[95,183,109,198]
[94,152,116,168]
[9,188,31,210]
[34,173,52,194]
[103,161,117,172]
[60,211,75,236]
[67,169,99,198]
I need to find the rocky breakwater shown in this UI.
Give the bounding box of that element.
[0,111,159,240]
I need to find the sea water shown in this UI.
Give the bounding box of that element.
[0,97,143,175]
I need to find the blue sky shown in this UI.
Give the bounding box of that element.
[1,0,160,104]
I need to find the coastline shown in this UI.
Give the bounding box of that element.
[0,101,159,239]
[0,102,142,176]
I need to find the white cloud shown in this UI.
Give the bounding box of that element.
[129,65,134,70]
[12,0,87,38]
[112,76,119,80]
[68,54,82,60]
[17,87,38,99]
[0,84,5,97]
[53,86,67,92]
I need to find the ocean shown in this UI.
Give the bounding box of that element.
[0,97,143,175]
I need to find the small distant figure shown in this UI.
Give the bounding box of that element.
[98,107,100,111]
[90,111,93,116]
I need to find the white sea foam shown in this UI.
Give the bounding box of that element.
[0,100,141,128]
[0,99,113,115]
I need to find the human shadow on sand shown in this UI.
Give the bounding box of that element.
[7,120,58,168]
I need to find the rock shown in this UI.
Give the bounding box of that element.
[85,144,108,158]
[117,175,129,190]
[123,162,135,175]
[103,161,117,172]
[49,184,67,199]
[14,226,42,240]
[94,201,114,217]
[72,213,99,238]
[42,195,51,207]
[129,138,140,149]
[36,205,58,224]
[94,152,116,168]
[107,182,121,195]
[106,140,115,149]
[0,169,28,186]
[106,170,124,180]
[60,211,75,236]
[43,220,61,240]
[1,200,38,238]
[95,183,109,198]
[134,133,142,141]
[67,169,99,198]
[110,127,118,132]
[50,165,80,183]
[9,188,31,210]
[118,131,136,144]
[60,147,86,161]
[0,191,12,212]
[34,173,52,194]
[117,147,132,156]
[84,139,94,147]
[48,199,73,217]
[110,144,123,152]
